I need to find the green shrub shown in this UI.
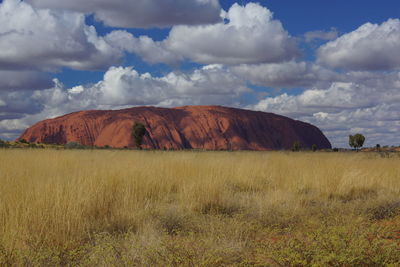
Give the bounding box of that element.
[28,143,38,148]
[292,141,301,152]
[65,142,85,149]
[0,139,9,148]
[132,122,147,149]
[312,144,318,152]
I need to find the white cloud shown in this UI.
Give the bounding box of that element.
[86,65,248,107]
[0,65,249,140]
[0,0,124,71]
[105,31,182,65]
[26,0,222,28]
[251,79,400,147]
[101,3,299,66]
[317,19,400,70]
[304,28,338,42]
[231,61,341,88]
[162,3,299,65]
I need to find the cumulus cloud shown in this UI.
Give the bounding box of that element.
[27,0,222,28]
[101,3,299,66]
[162,3,299,65]
[251,78,400,147]
[317,19,400,70]
[231,61,341,88]
[77,65,248,107]
[0,0,125,71]
[105,31,182,65]
[0,65,249,139]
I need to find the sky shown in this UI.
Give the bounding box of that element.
[0,0,399,147]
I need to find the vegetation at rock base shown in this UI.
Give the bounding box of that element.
[132,122,147,149]
[292,141,301,151]
[312,144,318,152]
[65,141,85,149]
[0,150,399,266]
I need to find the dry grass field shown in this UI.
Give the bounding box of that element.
[0,149,400,266]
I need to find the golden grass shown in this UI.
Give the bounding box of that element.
[0,150,399,266]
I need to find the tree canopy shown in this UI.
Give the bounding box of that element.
[132,122,147,149]
[349,134,365,150]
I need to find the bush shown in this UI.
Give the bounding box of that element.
[0,139,9,148]
[292,141,301,152]
[97,145,111,150]
[65,142,85,149]
[312,144,318,152]
[132,122,147,149]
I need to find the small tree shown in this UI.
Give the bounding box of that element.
[292,141,301,152]
[376,144,381,151]
[312,144,318,152]
[132,122,147,149]
[349,134,365,151]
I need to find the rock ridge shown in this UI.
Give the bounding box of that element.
[18,105,332,150]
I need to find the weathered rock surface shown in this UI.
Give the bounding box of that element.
[18,106,331,150]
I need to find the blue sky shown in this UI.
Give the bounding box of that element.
[57,0,400,87]
[0,0,399,147]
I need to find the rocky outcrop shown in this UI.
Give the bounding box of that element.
[18,106,331,150]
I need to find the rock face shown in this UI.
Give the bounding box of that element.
[18,106,331,150]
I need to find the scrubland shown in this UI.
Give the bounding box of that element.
[0,150,399,266]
